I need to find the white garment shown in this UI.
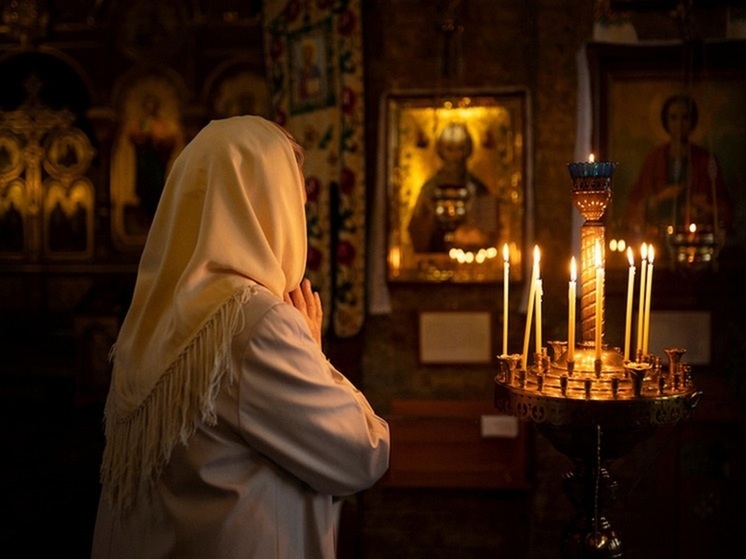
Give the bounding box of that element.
[93,284,390,558]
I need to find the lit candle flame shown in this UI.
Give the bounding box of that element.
[503,243,510,263]
[627,246,634,267]
[391,247,401,271]
[570,256,577,282]
[641,242,648,262]
[588,153,595,163]
[648,245,655,265]
[534,245,541,267]
[689,223,697,233]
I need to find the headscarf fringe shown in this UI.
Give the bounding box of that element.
[100,286,254,513]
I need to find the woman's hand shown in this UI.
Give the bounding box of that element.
[284,279,323,348]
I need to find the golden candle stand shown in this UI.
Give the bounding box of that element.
[494,160,702,558]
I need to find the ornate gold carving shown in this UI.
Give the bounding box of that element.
[0,75,95,260]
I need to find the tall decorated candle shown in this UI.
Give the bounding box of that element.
[568,153,615,351]
[624,247,636,361]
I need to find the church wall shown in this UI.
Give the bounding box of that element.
[356,2,745,558]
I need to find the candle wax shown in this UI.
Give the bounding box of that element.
[568,258,576,364]
[503,244,509,356]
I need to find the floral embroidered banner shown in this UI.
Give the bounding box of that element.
[263,0,366,337]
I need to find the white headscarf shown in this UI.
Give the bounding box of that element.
[101,116,307,512]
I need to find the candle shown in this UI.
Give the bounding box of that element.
[594,240,603,361]
[588,153,599,178]
[503,244,509,356]
[391,246,401,273]
[535,278,543,355]
[643,246,655,354]
[568,257,576,363]
[567,153,616,180]
[521,246,540,369]
[624,247,636,361]
[636,243,648,356]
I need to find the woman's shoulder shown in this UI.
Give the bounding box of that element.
[241,284,283,317]
[239,284,303,331]
[232,284,290,347]
[233,283,317,359]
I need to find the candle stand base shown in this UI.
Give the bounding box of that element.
[495,346,702,558]
[560,462,622,558]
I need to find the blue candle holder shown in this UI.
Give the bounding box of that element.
[567,161,617,180]
[568,160,617,197]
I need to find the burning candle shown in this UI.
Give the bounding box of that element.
[502,244,509,356]
[568,257,576,363]
[535,278,543,355]
[390,246,401,274]
[624,247,636,361]
[567,153,616,180]
[594,240,603,361]
[636,243,648,357]
[585,153,598,177]
[522,246,540,369]
[643,246,655,354]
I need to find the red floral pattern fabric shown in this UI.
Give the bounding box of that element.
[263,0,366,337]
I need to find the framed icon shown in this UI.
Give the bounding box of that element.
[586,41,746,270]
[385,89,529,283]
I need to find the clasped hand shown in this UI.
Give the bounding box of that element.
[284,278,323,348]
